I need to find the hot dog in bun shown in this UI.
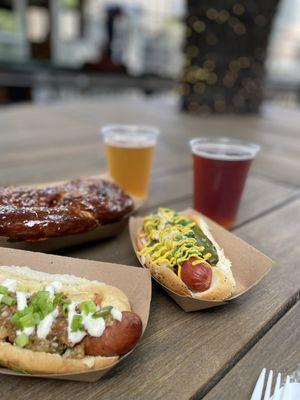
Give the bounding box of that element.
[137,208,236,301]
[0,266,142,374]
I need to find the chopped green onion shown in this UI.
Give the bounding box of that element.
[11,307,38,329]
[11,313,21,328]
[71,315,84,332]
[30,291,54,318]
[1,295,16,306]
[0,285,8,295]
[14,333,29,348]
[53,292,64,306]
[19,313,36,328]
[31,290,50,304]
[92,306,113,319]
[62,299,71,316]
[79,300,96,315]
[33,312,40,325]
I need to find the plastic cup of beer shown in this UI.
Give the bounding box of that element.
[189,137,260,228]
[101,124,160,199]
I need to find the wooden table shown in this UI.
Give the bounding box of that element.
[0,95,299,400]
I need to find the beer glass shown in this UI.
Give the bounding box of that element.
[190,137,260,228]
[101,125,159,199]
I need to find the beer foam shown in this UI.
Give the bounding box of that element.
[104,134,156,148]
[190,140,260,161]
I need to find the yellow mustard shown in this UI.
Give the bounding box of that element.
[138,208,209,268]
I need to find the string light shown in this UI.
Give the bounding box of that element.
[203,59,216,71]
[229,60,240,73]
[218,10,230,22]
[182,3,275,113]
[228,16,240,28]
[207,73,218,85]
[192,20,206,33]
[206,8,218,20]
[193,82,206,95]
[234,23,246,35]
[177,83,190,96]
[232,4,245,16]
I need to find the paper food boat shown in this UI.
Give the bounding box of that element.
[129,208,273,312]
[0,247,151,382]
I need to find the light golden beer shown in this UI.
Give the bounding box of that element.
[101,125,159,199]
[106,144,155,198]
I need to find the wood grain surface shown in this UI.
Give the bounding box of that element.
[204,303,300,400]
[0,95,299,400]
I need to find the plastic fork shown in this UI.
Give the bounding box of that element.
[250,368,290,400]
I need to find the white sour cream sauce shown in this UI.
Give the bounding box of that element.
[16,291,28,311]
[111,308,122,322]
[67,302,86,344]
[17,326,35,337]
[45,281,62,300]
[37,308,59,339]
[0,279,18,303]
[82,313,105,337]
[67,304,123,343]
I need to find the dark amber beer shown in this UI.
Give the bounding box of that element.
[190,138,260,228]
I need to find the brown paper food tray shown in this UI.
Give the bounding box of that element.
[0,247,151,382]
[129,208,273,312]
[0,173,144,252]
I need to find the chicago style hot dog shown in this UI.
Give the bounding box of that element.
[0,266,142,374]
[136,208,236,300]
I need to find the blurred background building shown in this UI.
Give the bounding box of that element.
[0,0,300,109]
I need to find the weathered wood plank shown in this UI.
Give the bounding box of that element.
[1,98,299,186]
[204,303,300,400]
[253,152,300,187]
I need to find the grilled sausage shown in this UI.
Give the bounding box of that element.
[181,258,212,292]
[82,311,142,356]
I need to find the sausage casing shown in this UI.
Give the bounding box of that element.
[83,311,142,356]
[181,258,212,292]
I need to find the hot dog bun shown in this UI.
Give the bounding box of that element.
[137,243,190,296]
[0,341,118,374]
[137,211,236,301]
[0,266,135,374]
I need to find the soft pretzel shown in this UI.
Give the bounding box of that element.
[0,179,133,241]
